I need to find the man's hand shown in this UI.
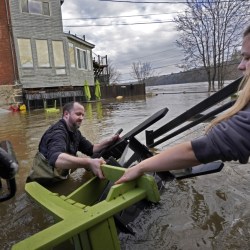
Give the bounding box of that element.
[87,158,106,179]
[93,134,121,153]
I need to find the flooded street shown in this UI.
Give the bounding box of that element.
[1,82,250,249]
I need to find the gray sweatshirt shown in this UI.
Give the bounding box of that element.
[191,103,250,164]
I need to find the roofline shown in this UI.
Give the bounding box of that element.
[65,33,95,48]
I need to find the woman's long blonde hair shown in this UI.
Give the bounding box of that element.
[206,25,250,132]
[206,74,250,132]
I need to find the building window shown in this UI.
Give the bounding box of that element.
[43,2,50,15]
[17,38,34,68]
[76,48,90,70]
[68,43,75,68]
[52,40,65,68]
[21,0,50,16]
[36,40,50,67]
[87,50,92,70]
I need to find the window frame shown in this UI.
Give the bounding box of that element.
[21,0,50,16]
[35,39,51,68]
[68,43,76,68]
[17,38,34,68]
[52,40,66,68]
[76,47,90,70]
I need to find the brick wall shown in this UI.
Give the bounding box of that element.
[0,0,16,86]
[0,85,15,106]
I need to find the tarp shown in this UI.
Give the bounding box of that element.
[95,80,101,100]
[84,80,91,101]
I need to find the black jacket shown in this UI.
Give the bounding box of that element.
[39,119,93,167]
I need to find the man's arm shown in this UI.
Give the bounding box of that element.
[55,153,105,179]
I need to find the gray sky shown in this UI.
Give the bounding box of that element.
[61,0,186,83]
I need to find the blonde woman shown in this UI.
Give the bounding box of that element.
[115,26,250,185]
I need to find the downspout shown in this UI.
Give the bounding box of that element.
[4,0,19,85]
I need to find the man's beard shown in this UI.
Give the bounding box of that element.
[68,117,82,131]
[72,122,81,130]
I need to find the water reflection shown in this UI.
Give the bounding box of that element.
[1,83,250,249]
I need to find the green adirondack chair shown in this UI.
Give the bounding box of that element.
[13,164,160,250]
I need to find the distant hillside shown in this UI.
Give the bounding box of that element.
[146,60,242,86]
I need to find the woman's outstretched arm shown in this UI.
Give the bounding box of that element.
[115,141,200,184]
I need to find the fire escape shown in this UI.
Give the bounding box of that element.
[93,55,109,85]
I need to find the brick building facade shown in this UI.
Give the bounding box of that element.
[0,0,18,86]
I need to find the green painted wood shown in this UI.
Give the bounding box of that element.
[72,230,91,250]
[101,164,125,181]
[12,165,160,250]
[88,218,120,250]
[67,176,109,205]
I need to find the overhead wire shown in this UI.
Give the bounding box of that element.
[98,0,205,3]
[62,12,184,20]
[99,0,249,3]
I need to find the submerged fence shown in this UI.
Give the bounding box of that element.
[24,83,146,110]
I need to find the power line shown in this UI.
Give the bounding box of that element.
[99,0,238,3]
[64,20,174,27]
[99,0,189,3]
[12,20,176,28]
[62,4,250,22]
[116,49,179,64]
[15,13,250,28]
[62,12,183,20]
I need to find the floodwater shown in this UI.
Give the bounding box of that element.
[1,82,250,250]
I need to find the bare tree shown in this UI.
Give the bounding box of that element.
[174,0,249,91]
[107,60,121,85]
[130,61,155,84]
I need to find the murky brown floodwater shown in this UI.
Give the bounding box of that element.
[1,82,250,250]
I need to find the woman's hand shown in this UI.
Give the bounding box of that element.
[114,165,143,184]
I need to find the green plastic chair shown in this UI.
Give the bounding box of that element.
[12,164,160,250]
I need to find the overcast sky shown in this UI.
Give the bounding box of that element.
[61,0,187,83]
